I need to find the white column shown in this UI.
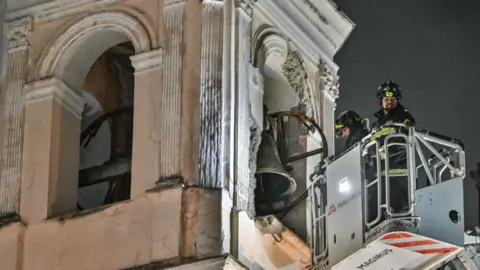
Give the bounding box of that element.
[0,17,31,216]
[158,0,185,181]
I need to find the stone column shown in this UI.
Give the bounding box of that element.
[157,0,186,183]
[129,49,164,197]
[320,68,339,156]
[0,17,31,216]
[20,78,84,223]
[198,1,225,188]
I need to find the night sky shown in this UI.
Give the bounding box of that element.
[334,0,480,172]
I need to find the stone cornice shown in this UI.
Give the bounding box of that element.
[6,0,123,22]
[25,78,85,119]
[255,0,354,72]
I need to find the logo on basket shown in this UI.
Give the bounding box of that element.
[356,248,393,269]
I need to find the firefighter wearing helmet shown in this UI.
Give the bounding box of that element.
[312,110,369,178]
[335,110,369,150]
[372,80,415,129]
[367,80,415,222]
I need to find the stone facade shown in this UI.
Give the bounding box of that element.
[0,0,354,269]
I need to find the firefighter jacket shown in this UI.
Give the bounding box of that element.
[371,103,415,130]
[345,127,369,150]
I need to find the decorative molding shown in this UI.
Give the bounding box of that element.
[251,25,284,68]
[237,0,257,15]
[300,0,329,24]
[6,0,122,22]
[7,2,158,48]
[5,16,32,51]
[285,0,334,48]
[321,67,340,101]
[262,34,288,59]
[130,49,164,74]
[254,0,355,72]
[37,11,152,80]
[282,50,314,115]
[254,0,331,70]
[25,78,85,118]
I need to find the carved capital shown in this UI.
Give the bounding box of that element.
[236,0,256,15]
[282,50,313,115]
[5,16,32,51]
[321,67,339,101]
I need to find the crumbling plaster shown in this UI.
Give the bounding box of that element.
[0,1,355,269]
[237,0,355,257]
[241,0,349,219]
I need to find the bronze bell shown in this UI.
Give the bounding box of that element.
[255,131,297,215]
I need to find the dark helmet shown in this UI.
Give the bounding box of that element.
[376,80,402,101]
[335,110,364,137]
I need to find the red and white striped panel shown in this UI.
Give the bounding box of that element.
[378,232,460,255]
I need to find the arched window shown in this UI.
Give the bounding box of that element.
[78,43,135,210]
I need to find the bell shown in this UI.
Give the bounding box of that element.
[255,131,297,215]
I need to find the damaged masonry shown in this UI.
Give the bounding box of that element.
[0,0,353,269]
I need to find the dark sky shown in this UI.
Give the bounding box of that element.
[334,0,480,172]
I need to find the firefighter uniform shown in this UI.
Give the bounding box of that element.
[334,110,370,151]
[367,81,416,223]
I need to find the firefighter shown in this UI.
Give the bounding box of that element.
[312,111,369,178]
[372,80,415,129]
[335,110,370,150]
[368,81,415,222]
